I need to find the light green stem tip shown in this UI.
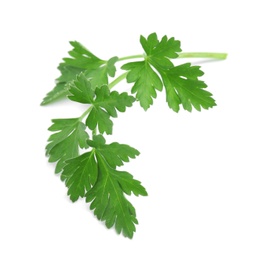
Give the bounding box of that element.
[177,52,227,60]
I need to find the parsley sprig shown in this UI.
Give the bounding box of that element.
[42,33,226,238]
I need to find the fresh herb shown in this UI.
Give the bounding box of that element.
[42,33,227,238]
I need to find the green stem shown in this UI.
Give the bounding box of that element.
[118,54,144,61]
[177,52,227,59]
[108,72,128,89]
[118,52,227,62]
[79,106,93,121]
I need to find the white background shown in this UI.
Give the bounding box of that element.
[1,0,269,259]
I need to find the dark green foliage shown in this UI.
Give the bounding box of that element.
[43,33,224,238]
[122,32,216,111]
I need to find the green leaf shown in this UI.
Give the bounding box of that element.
[87,85,135,134]
[41,64,84,105]
[86,151,147,239]
[85,56,118,89]
[58,134,145,237]
[122,33,181,110]
[41,82,68,106]
[121,61,162,110]
[56,64,85,83]
[88,135,140,168]
[68,73,95,104]
[46,118,89,173]
[41,41,118,105]
[63,42,118,90]
[122,33,215,112]
[140,32,181,69]
[160,63,216,112]
[106,56,118,77]
[61,151,98,202]
[63,41,104,69]
[69,73,135,134]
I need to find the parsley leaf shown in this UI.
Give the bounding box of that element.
[46,118,89,173]
[63,41,104,69]
[122,32,216,112]
[41,41,118,105]
[121,61,162,110]
[61,151,97,202]
[85,56,118,89]
[86,151,146,238]
[41,64,84,105]
[140,32,181,69]
[87,136,146,239]
[160,63,216,112]
[69,73,135,134]
[60,134,146,238]
[88,135,140,168]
